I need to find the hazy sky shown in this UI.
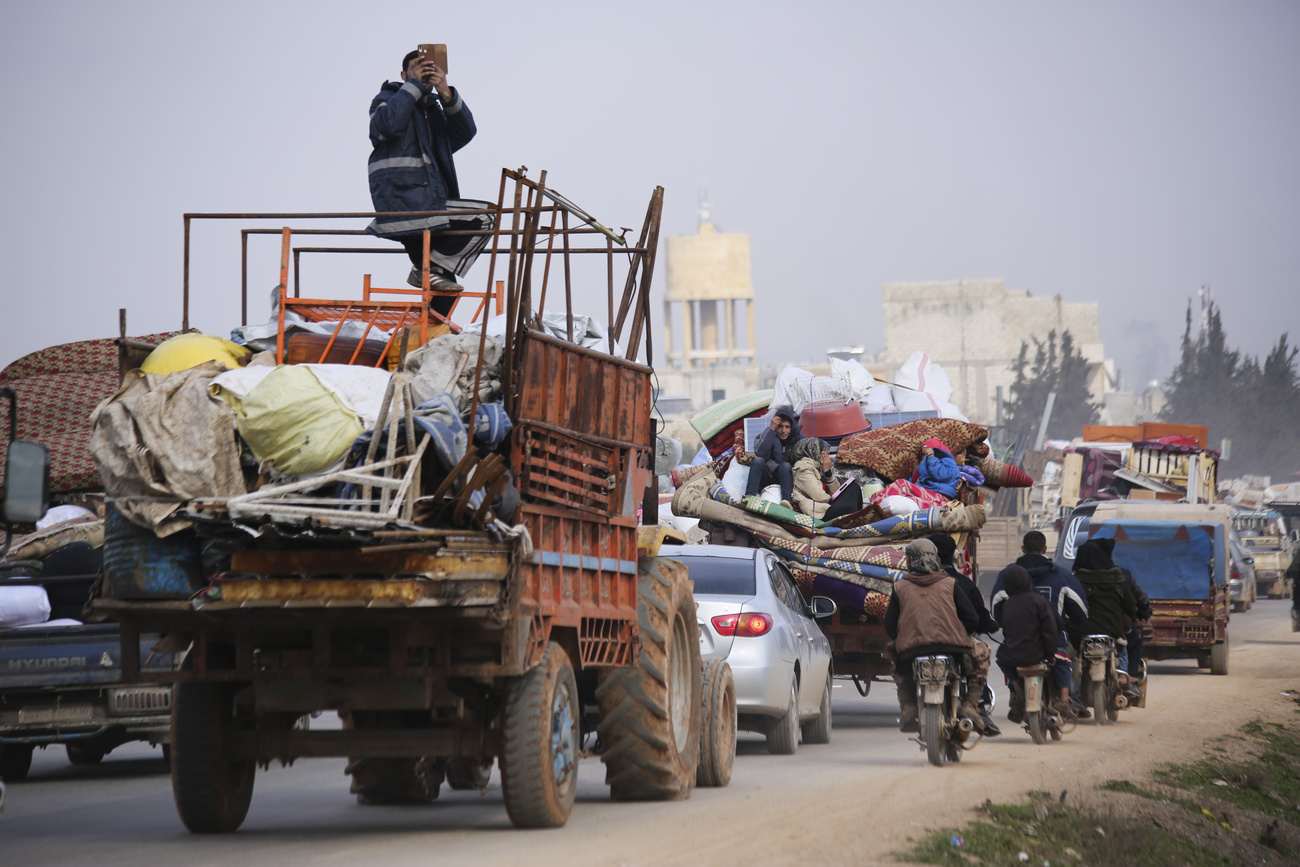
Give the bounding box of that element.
[2,1,1297,392]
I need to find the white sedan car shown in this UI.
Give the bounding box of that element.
[662,545,836,754]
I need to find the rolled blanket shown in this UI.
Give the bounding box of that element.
[836,419,990,481]
[937,502,987,533]
[768,546,906,587]
[820,506,947,540]
[868,478,952,512]
[671,472,802,541]
[974,458,1034,489]
[788,567,891,618]
[709,478,824,534]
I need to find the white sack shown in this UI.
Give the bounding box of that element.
[880,495,921,517]
[772,366,815,414]
[211,364,391,431]
[0,586,51,628]
[720,459,750,501]
[895,351,954,403]
[830,358,876,403]
[36,505,95,531]
[862,383,897,413]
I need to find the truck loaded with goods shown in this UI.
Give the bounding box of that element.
[2,169,738,830]
[669,396,1036,696]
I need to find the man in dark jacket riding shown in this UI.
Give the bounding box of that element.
[367,50,493,319]
[994,564,1059,722]
[885,539,984,734]
[991,531,1088,721]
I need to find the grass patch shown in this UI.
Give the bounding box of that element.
[1152,719,1300,827]
[906,793,1233,867]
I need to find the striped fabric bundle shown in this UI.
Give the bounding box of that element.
[787,566,892,618]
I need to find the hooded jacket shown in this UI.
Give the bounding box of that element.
[1069,541,1137,640]
[751,406,804,469]
[885,571,978,659]
[911,439,961,498]
[366,78,477,238]
[995,565,1059,669]
[1095,537,1153,621]
[992,552,1089,634]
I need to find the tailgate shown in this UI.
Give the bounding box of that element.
[0,624,175,688]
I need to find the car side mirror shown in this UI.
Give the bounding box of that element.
[4,440,50,525]
[1291,529,1300,545]
[809,595,837,619]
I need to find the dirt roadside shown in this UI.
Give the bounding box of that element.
[542,602,1300,867]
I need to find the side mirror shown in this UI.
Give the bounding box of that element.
[1244,556,1254,565]
[1291,529,1300,545]
[4,440,50,524]
[809,595,837,619]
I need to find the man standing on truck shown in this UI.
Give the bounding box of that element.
[367,49,493,320]
[885,538,987,734]
[991,531,1088,722]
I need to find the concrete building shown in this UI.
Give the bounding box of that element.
[655,211,762,417]
[881,278,1113,426]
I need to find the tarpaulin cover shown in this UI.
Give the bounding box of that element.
[90,361,246,535]
[1089,519,1224,600]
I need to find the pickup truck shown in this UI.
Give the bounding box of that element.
[0,570,175,780]
[1057,500,1230,675]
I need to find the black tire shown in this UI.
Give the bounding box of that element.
[66,742,106,765]
[1090,680,1108,727]
[767,680,800,755]
[501,642,579,828]
[921,705,946,767]
[445,756,493,791]
[597,557,702,801]
[161,744,172,768]
[171,680,255,833]
[696,659,736,788]
[1210,635,1229,676]
[1026,710,1047,745]
[801,672,832,746]
[342,712,442,806]
[0,743,33,781]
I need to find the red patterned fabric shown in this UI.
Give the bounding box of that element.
[870,478,952,511]
[0,332,185,493]
[977,458,1034,489]
[836,419,989,481]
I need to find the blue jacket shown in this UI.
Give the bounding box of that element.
[912,450,961,497]
[751,407,803,468]
[991,553,1088,653]
[366,79,476,238]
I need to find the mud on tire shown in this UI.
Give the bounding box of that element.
[696,659,736,788]
[597,557,702,801]
[342,711,442,805]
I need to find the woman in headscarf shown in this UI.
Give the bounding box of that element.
[789,437,863,520]
[884,539,989,734]
[1069,540,1138,667]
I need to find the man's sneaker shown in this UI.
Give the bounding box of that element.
[980,712,1002,737]
[899,705,919,734]
[407,267,464,292]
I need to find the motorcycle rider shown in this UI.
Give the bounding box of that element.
[994,564,1059,717]
[885,538,983,734]
[1095,536,1151,696]
[1069,540,1138,681]
[927,532,1001,736]
[991,531,1088,723]
[1287,549,1300,632]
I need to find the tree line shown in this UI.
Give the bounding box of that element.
[1000,302,1300,479]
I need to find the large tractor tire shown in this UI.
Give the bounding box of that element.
[171,681,256,833]
[801,672,833,745]
[696,659,736,788]
[597,557,702,801]
[500,642,580,828]
[342,711,442,806]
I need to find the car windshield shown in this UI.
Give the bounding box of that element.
[673,557,756,596]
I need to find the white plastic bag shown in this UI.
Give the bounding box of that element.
[0,586,52,628]
[880,495,921,517]
[772,365,815,415]
[830,357,876,403]
[721,458,750,501]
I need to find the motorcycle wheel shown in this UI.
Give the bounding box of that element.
[1026,710,1047,744]
[921,705,947,767]
[1090,681,1108,727]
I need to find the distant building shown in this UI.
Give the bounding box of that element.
[881,278,1114,426]
[655,212,761,415]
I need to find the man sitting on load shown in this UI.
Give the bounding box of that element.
[735,405,804,509]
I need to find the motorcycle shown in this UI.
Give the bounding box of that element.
[912,654,974,766]
[1015,661,1071,744]
[1078,634,1140,725]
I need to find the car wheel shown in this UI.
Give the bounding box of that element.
[766,680,799,755]
[800,672,832,745]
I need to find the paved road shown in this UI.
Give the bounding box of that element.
[2,599,1294,867]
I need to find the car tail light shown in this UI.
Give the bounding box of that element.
[1231,566,1241,581]
[711,612,773,637]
